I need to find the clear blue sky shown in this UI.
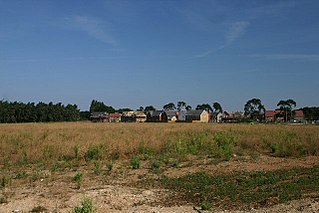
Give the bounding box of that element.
[1,0,319,111]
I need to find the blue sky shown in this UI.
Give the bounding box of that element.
[1,0,319,111]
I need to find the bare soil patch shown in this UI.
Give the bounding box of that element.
[1,155,319,212]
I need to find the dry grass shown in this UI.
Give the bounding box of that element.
[0,122,319,169]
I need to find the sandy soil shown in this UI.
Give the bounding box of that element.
[1,155,319,212]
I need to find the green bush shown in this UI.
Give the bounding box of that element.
[72,172,83,183]
[85,146,102,161]
[214,132,235,160]
[130,156,140,169]
[93,161,101,175]
[73,197,95,213]
[106,163,113,172]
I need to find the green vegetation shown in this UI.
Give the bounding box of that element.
[0,100,80,123]
[1,176,7,188]
[89,100,115,113]
[85,145,102,161]
[161,166,319,209]
[73,197,95,213]
[72,172,83,183]
[130,156,140,169]
[93,160,101,175]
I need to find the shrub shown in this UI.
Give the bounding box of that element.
[93,161,101,175]
[73,197,95,213]
[1,177,6,188]
[72,172,83,183]
[106,163,113,172]
[214,132,235,160]
[130,156,140,169]
[85,146,101,161]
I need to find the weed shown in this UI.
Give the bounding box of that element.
[42,145,54,160]
[1,176,6,188]
[150,160,162,174]
[139,141,154,160]
[161,166,319,209]
[73,172,83,183]
[14,171,28,179]
[85,145,102,161]
[171,160,180,168]
[201,200,212,210]
[74,145,79,160]
[73,197,95,213]
[130,156,140,169]
[93,160,101,175]
[214,132,235,160]
[106,163,113,172]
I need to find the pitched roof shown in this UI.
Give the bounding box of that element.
[294,110,304,117]
[151,110,166,117]
[90,112,108,118]
[109,113,121,118]
[186,110,204,116]
[265,110,275,117]
[165,111,177,117]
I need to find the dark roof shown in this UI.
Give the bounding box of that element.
[151,110,166,117]
[186,110,204,116]
[165,111,177,117]
[90,112,108,118]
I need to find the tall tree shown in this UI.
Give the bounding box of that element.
[244,98,265,121]
[177,101,186,111]
[144,105,156,113]
[196,104,213,113]
[213,102,223,114]
[186,105,192,111]
[277,99,296,122]
[163,102,176,111]
[89,100,115,113]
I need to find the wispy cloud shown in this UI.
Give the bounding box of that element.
[64,15,117,46]
[225,21,250,46]
[249,54,319,62]
[194,21,250,58]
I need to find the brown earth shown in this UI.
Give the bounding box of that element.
[1,155,319,212]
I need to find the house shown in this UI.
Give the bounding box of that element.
[265,110,276,122]
[90,112,108,122]
[121,111,136,122]
[166,111,178,122]
[147,110,168,122]
[120,111,147,123]
[210,112,223,123]
[185,110,210,123]
[135,111,147,123]
[264,109,287,123]
[177,110,186,121]
[293,109,304,123]
[109,113,121,123]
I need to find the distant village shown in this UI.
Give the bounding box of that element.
[89,107,316,124]
[0,99,318,124]
[87,98,319,124]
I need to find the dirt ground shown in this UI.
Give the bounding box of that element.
[1,155,319,213]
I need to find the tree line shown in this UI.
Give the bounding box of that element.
[1,98,319,123]
[0,101,80,123]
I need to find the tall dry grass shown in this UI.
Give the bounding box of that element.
[0,122,318,167]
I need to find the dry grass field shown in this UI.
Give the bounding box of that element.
[0,122,319,212]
